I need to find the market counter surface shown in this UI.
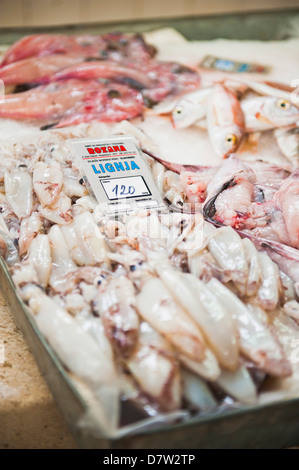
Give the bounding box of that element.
[0,287,76,449]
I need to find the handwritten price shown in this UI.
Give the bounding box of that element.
[112,184,135,197]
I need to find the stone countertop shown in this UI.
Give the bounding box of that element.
[0,287,76,449]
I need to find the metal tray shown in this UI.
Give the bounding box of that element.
[1,10,299,448]
[2,257,299,449]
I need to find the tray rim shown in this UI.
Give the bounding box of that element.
[1,10,299,445]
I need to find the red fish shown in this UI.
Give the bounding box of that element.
[0,55,84,85]
[0,80,143,124]
[46,60,155,89]
[55,83,144,127]
[1,33,156,67]
[142,62,200,105]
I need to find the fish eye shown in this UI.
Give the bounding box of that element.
[174,106,183,115]
[277,99,290,110]
[225,134,237,146]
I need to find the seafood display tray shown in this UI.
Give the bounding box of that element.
[2,256,299,449]
[1,10,299,448]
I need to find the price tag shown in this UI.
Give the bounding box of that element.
[200,55,270,74]
[71,135,165,214]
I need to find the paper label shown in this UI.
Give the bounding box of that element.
[71,136,165,214]
[200,55,270,74]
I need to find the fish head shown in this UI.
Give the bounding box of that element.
[212,125,244,158]
[172,100,206,129]
[264,97,299,127]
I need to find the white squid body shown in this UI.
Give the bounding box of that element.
[33,161,73,225]
[18,211,42,256]
[38,193,72,225]
[259,308,299,401]
[126,321,182,412]
[4,168,33,219]
[62,166,88,198]
[178,349,220,382]
[242,238,262,297]
[126,212,169,241]
[33,161,63,206]
[155,264,239,371]
[275,175,299,250]
[22,285,120,432]
[257,252,280,310]
[48,224,77,292]
[216,366,257,405]
[28,233,52,287]
[61,212,109,266]
[207,278,291,377]
[208,226,248,286]
[136,277,206,362]
[181,369,217,411]
[12,263,38,287]
[94,276,140,357]
[152,161,165,194]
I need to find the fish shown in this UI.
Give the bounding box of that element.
[0,34,102,65]
[241,96,299,132]
[171,88,211,129]
[0,55,83,85]
[143,149,210,174]
[241,79,295,101]
[0,79,87,120]
[142,62,200,105]
[201,155,299,249]
[207,84,245,158]
[46,60,155,89]
[55,83,144,127]
[0,32,156,67]
[0,79,144,124]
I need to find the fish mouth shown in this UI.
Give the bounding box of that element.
[203,177,236,221]
[13,83,39,93]
[40,122,58,130]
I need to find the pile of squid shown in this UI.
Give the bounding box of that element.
[0,122,299,433]
[145,150,299,298]
[0,33,199,128]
